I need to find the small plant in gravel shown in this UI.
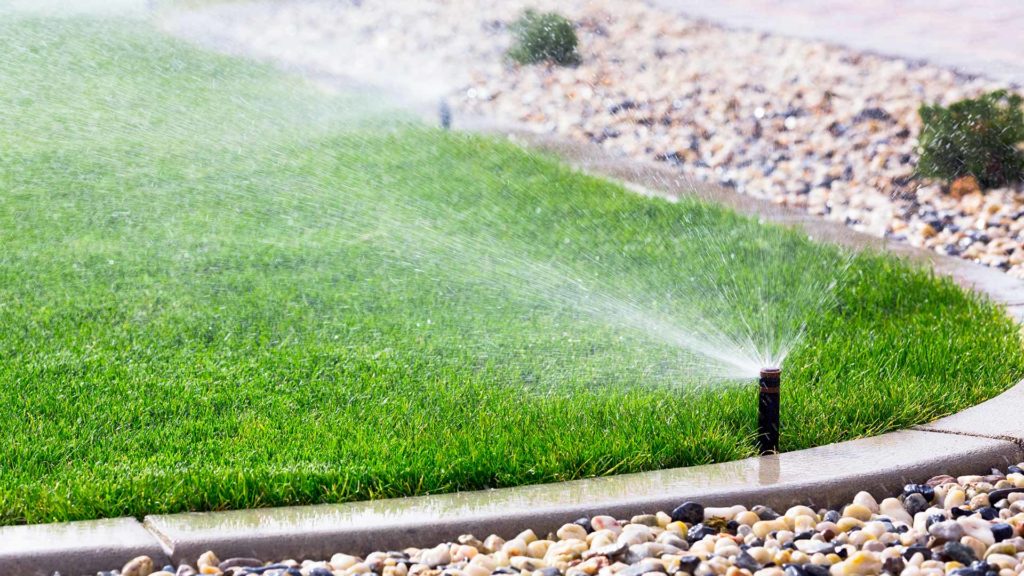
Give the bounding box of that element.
[917,90,1024,190]
[507,9,580,66]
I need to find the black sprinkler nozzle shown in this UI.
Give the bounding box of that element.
[758,367,781,455]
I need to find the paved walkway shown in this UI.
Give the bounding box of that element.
[654,0,1024,85]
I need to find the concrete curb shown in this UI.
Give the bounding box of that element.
[0,517,171,576]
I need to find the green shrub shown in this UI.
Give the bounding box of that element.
[507,9,580,66]
[917,90,1024,189]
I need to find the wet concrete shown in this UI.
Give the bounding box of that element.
[0,517,169,576]
[144,429,1018,562]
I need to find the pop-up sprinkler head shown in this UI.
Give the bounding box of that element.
[758,367,781,455]
[439,100,452,130]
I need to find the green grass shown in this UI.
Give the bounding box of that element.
[0,12,1022,525]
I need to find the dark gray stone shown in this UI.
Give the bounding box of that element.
[942,541,978,565]
[670,502,704,525]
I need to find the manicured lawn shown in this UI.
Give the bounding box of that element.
[1,12,1021,524]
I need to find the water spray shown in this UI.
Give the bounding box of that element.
[757,367,781,455]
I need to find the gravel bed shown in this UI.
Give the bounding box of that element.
[96,463,1024,576]
[164,0,1024,278]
